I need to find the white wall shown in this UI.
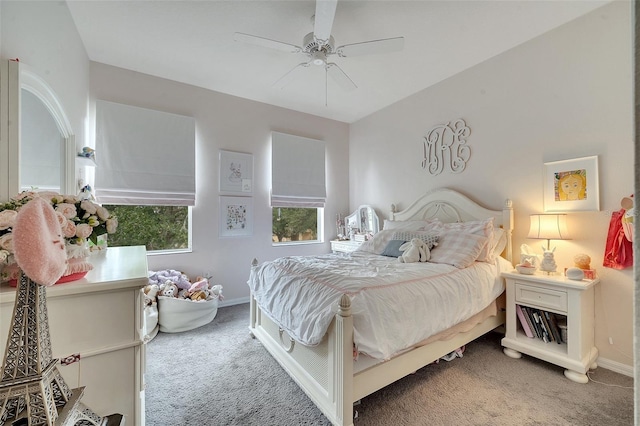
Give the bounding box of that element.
[90,62,350,304]
[349,2,634,369]
[0,1,89,152]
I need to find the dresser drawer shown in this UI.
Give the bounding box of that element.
[515,283,567,313]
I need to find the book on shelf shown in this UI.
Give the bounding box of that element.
[518,305,567,344]
[520,306,539,339]
[516,305,534,338]
[544,311,564,344]
[539,310,555,343]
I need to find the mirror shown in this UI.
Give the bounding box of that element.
[345,205,380,240]
[10,63,75,196]
[20,88,64,192]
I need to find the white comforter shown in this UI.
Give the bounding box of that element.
[248,251,507,360]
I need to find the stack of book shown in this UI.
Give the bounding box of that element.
[516,304,566,344]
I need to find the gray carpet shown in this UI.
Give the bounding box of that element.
[145,304,634,426]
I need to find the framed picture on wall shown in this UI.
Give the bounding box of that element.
[543,156,599,212]
[219,150,253,194]
[219,196,253,237]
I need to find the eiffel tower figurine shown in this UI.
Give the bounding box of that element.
[0,274,124,425]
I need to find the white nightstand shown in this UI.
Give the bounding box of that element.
[501,271,599,383]
[330,240,361,253]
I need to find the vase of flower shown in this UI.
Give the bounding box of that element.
[0,190,118,286]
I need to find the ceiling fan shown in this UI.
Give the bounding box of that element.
[234,0,404,103]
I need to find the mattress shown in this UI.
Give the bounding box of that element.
[248,251,509,360]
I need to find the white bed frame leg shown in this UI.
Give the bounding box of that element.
[330,294,354,426]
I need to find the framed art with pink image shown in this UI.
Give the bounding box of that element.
[543,156,599,212]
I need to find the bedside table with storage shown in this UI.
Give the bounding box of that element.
[501,271,599,383]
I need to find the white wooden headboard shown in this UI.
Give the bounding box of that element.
[389,188,514,262]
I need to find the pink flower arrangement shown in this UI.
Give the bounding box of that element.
[0,191,118,282]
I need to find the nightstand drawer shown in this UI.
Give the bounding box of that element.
[515,283,567,312]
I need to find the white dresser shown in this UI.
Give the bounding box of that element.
[0,246,148,425]
[330,239,362,253]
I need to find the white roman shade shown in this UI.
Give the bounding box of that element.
[271,132,326,208]
[95,100,196,206]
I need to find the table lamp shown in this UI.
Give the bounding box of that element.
[527,214,570,273]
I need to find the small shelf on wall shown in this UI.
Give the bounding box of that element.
[76,156,96,167]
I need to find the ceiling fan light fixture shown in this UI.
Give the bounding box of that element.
[311,51,326,66]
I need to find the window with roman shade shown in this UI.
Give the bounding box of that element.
[271,131,326,208]
[95,100,196,206]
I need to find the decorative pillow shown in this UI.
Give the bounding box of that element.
[356,229,396,255]
[429,231,490,269]
[441,218,494,262]
[382,219,442,232]
[391,231,439,249]
[381,240,406,257]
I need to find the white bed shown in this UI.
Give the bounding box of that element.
[248,188,513,426]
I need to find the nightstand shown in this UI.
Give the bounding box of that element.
[501,271,599,383]
[330,240,361,253]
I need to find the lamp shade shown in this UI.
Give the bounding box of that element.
[528,214,570,241]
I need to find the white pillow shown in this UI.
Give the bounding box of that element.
[429,231,490,268]
[356,230,396,255]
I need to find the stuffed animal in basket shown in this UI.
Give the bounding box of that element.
[148,269,192,290]
[398,238,430,263]
[143,284,159,306]
[160,282,179,298]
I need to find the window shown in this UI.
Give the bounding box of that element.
[94,101,195,253]
[272,207,319,243]
[271,132,326,244]
[104,205,190,252]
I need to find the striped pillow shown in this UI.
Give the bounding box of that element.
[428,231,490,268]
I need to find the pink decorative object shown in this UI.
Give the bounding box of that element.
[11,198,66,286]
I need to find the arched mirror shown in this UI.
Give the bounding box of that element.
[20,88,64,192]
[9,63,75,196]
[345,205,380,240]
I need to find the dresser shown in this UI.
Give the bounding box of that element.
[330,239,362,253]
[0,246,148,425]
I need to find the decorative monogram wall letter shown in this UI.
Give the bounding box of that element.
[421,119,471,175]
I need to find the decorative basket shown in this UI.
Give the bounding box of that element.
[157,296,219,333]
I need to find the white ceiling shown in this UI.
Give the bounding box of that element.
[66,0,609,123]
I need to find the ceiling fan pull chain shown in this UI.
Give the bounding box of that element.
[325,67,328,107]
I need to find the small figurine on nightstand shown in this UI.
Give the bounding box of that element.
[539,246,557,273]
[573,253,596,280]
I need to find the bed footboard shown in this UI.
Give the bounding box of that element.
[249,292,355,426]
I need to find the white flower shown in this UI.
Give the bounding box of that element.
[106,217,118,234]
[80,200,97,215]
[96,206,110,221]
[75,223,93,239]
[55,203,77,219]
[0,210,17,230]
[0,249,10,264]
[0,234,13,252]
[61,219,77,239]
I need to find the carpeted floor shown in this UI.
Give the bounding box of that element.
[145,303,634,425]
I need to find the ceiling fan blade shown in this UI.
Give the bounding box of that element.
[314,0,338,44]
[274,62,311,89]
[326,63,356,91]
[234,32,301,53]
[336,36,405,58]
